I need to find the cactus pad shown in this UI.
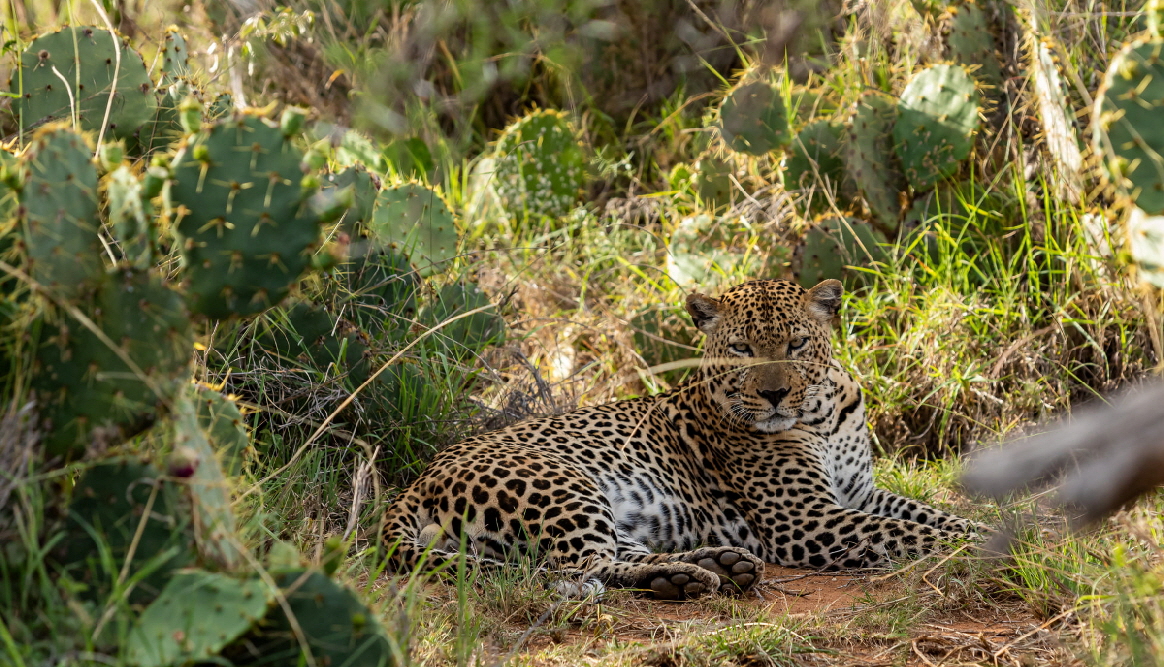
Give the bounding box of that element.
[369,182,457,277]
[785,120,849,217]
[793,217,888,288]
[193,384,251,476]
[169,112,335,319]
[327,165,379,237]
[224,570,392,666]
[894,64,981,191]
[11,27,157,138]
[127,570,272,667]
[340,250,418,336]
[845,91,906,230]
[490,109,588,222]
[667,213,768,287]
[160,28,191,83]
[106,163,157,269]
[692,157,735,209]
[718,81,790,155]
[1127,207,1164,287]
[422,282,506,354]
[172,391,242,568]
[33,270,192,460]
[58,458,195,604]
[19,125,105,297]
[945,2,1002,90]
[1094,37,1164,214]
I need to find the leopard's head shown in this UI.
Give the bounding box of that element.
[685,279,841,432]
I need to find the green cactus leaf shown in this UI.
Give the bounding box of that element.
[490,109,588,223]
[1094,37,1164,214]
[223,570,393,667]
[785,120,850,217]
[421,282,506,354]
[57,459,195,605]
[192,384,251,477]
[11,27,157,139]
[169,112,329,319]
[666,214,769,288]
[18,125,105,298]
[845,91,906,230]
[327,166,380,237]
[106,163,156,269]
[894,64,981,191]
[691,157,735,210]
[793,217,888,289]
[945,2,1002,91]
[171,390,242,568]
[369,183,458,277]
[1127,207,1164,287]
[33,269,192,460]
[159,28,191,83]
[718,81,790,156]
[340,250,418,337]
[127,571,272,667]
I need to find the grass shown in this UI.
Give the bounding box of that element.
[2,0,1164,664]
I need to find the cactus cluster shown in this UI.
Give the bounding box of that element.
[489,109,588,223]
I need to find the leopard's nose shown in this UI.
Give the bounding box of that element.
[758,387,790,408]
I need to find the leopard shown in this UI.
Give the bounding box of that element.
[381,278,982,600]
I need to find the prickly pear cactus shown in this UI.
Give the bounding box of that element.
[105,160,157,269]
[168,111,341,319]
[10,27,157,138]
[718,81,790,155]
[33,270,192,460]
[327,165,379,236]
[1093,37,1164,215]
[127,571,272,667]
[692,157,735,209]
[666,214,770,287]
[159,27,191,83]
[193,384,251,477]
[1030,37,1084,202]
[58,458,195,604]
[845,91,906,230]
[793,217,888,288]
[369,182,457,277]
[267,303,371,383]
[422,282,506,353]
[894,64,981,191]
[1127,207,1164,287]
[944,1,1002,90]
[18,125,105,298]
[785,120,849,217]
[223,570,392,666]
[630,305,698,383]
[172,391,242,568]
[490,109,588,222]
[341,250,418,336]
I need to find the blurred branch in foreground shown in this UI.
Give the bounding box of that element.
[962,381,1164,527]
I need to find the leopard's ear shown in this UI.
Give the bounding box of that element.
[685,293,723,334]
[805,279,843,323]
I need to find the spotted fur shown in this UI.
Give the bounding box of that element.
[382,279,981,599]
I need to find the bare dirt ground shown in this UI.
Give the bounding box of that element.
[502,565,1070,666]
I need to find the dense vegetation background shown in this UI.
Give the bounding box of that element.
[1,0,1164,664]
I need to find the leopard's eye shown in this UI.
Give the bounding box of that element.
[729,343,753,357]
[789,337,809,351]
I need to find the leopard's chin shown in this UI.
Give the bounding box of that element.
[752,416,797,433]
